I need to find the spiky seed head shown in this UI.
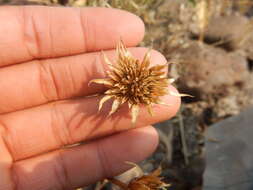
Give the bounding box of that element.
[127,167,170,190]
[90,40,184,124]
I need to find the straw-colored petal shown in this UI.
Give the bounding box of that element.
[157,101,172,106]
[102,51,112,66]
[98,95,113,111]
[141,49,151,69]
[168,78,176,83]
[109,99,121,115]
[89,79,113,86]
[169,91,193,97]
[150,64,167,71]
[125,161,144,176]
[131,104,140,124]
[147,104,154,116]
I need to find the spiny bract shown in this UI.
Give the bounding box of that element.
[90,40,181,124]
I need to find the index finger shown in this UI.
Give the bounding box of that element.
[0,6,144,66]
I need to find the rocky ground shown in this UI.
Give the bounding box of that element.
[1,0,253,189]
[144,1,253,189]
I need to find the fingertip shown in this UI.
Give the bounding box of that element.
[97,125,159,176]
[117,9,145,46]
[130,48,167,66]
[149,49,168,65]
[81,7,145,49]
[168,85,181,113]
[122,126,159,159]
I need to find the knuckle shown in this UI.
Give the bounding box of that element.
[79,9,93,52]
[50,103,73,146]
[96,142,112,178]
[0,119,17,190]
[53,150,71,190]
[37,60,60,101]
[0,118,14,161]
[22,7,41,58]
[37,60,78,101]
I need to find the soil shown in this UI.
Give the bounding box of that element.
[1,0,253,190]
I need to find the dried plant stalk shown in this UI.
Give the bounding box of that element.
[196,0,212,42]
[90,40,186,124]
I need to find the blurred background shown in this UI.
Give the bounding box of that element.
[1,0,253,189]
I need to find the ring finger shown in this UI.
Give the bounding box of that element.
[0,86,180,161]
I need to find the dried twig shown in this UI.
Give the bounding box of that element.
[178,108,189,165]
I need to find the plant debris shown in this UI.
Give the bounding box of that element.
[109,162,170,190]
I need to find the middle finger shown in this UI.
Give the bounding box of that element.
[0,48,166,114]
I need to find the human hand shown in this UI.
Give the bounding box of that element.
[0,6,180,190]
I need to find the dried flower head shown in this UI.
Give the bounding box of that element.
[90,40,184,124]
[109,162,170,190]
[128,168,170,190]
